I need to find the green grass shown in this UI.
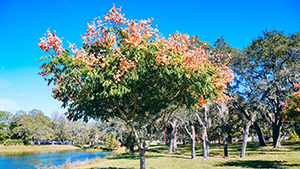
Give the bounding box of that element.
[74,141,300,169]
[0,144,80,154]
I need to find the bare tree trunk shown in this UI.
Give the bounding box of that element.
[195,104,210,160]
[221,117,228,157]
[206,139,210,157]
[231,99,266,146]
[139,148,146,169]
[184,121,196,159]
[241,115,255,158]
[216,101,228,157]
[253,122,266,146]
[169,119,178,153]
[182,134,186,145]
[202,132,207,160]
[191,124,196,159]
[228,133,232,144]
[202,126,208,160]
[273,122,282,148]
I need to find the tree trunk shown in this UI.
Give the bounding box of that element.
[182,134,186,145]
[184,121,196,159]
[240,118,252,158]
[195,105,210,160]
[130,143,134,153]
[191,124,196,159]
[202,133,206,160]
[119,135,123,143]
[202,126,208,160]
[232,99,266,146]
[139,148,146,169]
[169,119,178,153]
[222,117,228,157]
[206,139,210,157]
[273,122,282,148]
[253,122,266,146]
[228,133,232,144]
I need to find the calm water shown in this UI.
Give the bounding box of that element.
[0,150,110,169]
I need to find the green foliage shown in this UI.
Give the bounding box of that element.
[0,111,7,129]
[3,139,29,146]
[51,112,72,143]
[106,133,119,151]
[238,30,300,110]
[288,130,299,141]
[9,110,54,141]
[123,131,136,153]
[229,29,300,147]
[74,142,84,148]
[0,111,8,143]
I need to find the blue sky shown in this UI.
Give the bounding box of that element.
[0,0,299,117]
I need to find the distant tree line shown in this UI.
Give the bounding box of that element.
[0,110,126,145]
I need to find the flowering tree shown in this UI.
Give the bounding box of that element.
[38,5,232,169]
[283,84,300,123]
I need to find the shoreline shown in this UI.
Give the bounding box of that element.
[0,144,80,154]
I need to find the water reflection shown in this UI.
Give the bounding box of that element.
[0,150,110,169]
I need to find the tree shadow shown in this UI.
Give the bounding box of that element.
[110,153,191,160]
[216,160,299,168]
[281,141,300,146]
[109,153,140,160]
[291,146,300,151]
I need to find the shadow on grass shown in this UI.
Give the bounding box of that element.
[281,141,300,146]
[108,144,193,161]
[110,152,191,160]
[217,160,300,168]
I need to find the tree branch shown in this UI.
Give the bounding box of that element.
[131,83,137,120]
[195,110,204,126]
[184,123,192,138]
[108,98,128,123]
[143,89,184,153]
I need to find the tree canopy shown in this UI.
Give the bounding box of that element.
[38,5,233,169]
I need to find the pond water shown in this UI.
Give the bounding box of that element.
[0,150,111,169]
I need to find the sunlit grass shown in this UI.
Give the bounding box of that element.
[74,141,300,169]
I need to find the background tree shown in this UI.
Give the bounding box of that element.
[282,84,300,123]
[238,30,300,147]
[168,117,179,153]
[178,108,197,159]
[206,36,268,147]
[216,101,229,157]
[38,5,233,169]
[0,111,8,142]
[106,133,119,151]
[123,131,136,153]
[106,118,128,144]
[10,110,31,140]
[51,112,72,144]
[240,114,256,158]
[195,103,211,160]
[28,109,53,143]
[282,83,300,138]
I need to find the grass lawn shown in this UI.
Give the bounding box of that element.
[0,144,80,154]
[75,141,300,169]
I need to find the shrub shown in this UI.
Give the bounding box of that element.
[74,142,84,148]
[3,139,29,146]
[106,133,119,151]
[289,130,300,141]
